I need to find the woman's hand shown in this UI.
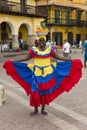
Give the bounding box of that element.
[68,57,72,60]
[64,56,72,61]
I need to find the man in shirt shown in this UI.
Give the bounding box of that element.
[19,38,23,51]
[46,39,52,47]
[63,39,70,57]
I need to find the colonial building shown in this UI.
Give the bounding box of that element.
[0,0,46,50]
[37,0,87,47]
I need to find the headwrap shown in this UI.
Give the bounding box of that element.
[35,40,39,46]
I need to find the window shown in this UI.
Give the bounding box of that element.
[61,11,71,24]
[76,11,81,24]
[55,10,60,24]
[0,0,6,3]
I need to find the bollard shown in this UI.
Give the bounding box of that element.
[0,85,6,106]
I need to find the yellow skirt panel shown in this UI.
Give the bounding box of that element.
[27,62,56,77]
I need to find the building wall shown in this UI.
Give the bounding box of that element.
[41,0,87,46]
[0,0,44,50]
[10,0,35,5]
[0,0,87,50]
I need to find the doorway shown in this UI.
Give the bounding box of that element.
[52,32,62,46]
[76,34,81,46]
[67,32,73,45]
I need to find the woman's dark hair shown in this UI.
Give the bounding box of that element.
[39,38,45,43]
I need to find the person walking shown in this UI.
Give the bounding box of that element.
[73,39,78,53]
[46,39,52,47]
[63,39,70,57]
[79,40,82,49]
[9,38,12,52]
[82,40,87,67]
[19,38,23,51]
[3,38,83,116]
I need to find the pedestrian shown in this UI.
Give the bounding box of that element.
[9,38,12,52]
[3,38,83,116]
[79,40,82,49]
[63,39,71,57]
[3,39,9,52]
[73,39,77,53]
[82,40,87,67]
[46,39,52,47]
[18,38,23,51]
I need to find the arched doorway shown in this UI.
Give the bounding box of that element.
[18,24,28,41]
[18,23,29,49]
[1,22,9,41]
[0,22,11,51]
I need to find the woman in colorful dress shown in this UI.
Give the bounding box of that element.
[3,38,83,115]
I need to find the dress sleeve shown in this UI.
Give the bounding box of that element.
[51,47,55,56]
[28,47,35,58]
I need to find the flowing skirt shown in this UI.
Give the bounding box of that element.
[3,59,83,106]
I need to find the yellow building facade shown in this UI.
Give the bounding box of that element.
[1,0,87,50]
[0,0,45,50]
[37,0,87,46]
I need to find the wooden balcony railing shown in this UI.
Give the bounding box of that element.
[0,1,47,18]
[45,18,85,27]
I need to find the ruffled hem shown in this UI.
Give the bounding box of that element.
[3,59,83,106]
[60,59,83,92]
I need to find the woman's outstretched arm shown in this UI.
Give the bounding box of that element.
[14,53,32,62]
[53,52,72,61]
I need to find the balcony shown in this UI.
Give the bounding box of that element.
[0,1,47,18]
[45,18,85,27]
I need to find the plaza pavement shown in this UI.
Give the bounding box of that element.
[0,49,87,130]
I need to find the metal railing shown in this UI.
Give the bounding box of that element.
[45,18,85,26]
[0,1,47,17]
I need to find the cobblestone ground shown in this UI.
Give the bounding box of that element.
[0,49,87,130]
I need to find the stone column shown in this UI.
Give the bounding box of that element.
[12,35,19,50]
[49,28,52,40]
[27,35,36,48]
